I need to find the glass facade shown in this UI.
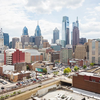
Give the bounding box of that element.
[3,33,9,46]
[29,36,35,43]
[62,16,69,42]
[35,25,41,36]
[53,28,59,43]
[92,40,95,55]
[22,26,28,35]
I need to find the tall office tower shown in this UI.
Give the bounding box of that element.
[71,32,73,45]
[35,23,41,37]
[79,38,87,45]
[62,16,69,46]
[34,22,43,48]
[29,36,35,43]
[12,37,19,48]
[15,41,22,49]
[72,17,79,52]
[35,36,43,48]
[21,26,29,48]
[3,33,9,46]
[53,28,59,43]
[0,28,4,53]
[23,26,28,35]
[9,41,12,49]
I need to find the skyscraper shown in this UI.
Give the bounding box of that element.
[0,28,4,53]
[29,36,35,43]
[72,17,79,52]
[35,24,41,37]
[62,16,69,45]
[22,26,28,35]
[21,26,29,48]
[79,38,87,45]
[34,22,43,48]
[53,28,59,43]
[12,37,19,48]
[3,33,9,46]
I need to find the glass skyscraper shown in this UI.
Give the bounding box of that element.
[35,25,41,37]
[22,26,28,35]
[53,28,59,43]
[3,33,9,46]
[72,17,79,52]
[62,16,69,45]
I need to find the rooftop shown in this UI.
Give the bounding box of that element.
[5,49,41,56]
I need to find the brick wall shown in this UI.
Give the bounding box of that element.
[73,75,100,94]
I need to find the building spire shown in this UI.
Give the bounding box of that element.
[77,17,78,21]
[37,20,39,25]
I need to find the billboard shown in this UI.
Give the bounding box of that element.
[35,68,43,72]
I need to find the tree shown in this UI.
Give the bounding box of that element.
[43,68,47,74]
[83,65,87,69]
[74,66,79,72]
[26,65,30,70]
[53,71,58,76]
[64,67,71,74]
[90,63,94,66]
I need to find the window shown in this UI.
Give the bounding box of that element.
[92,40,95,55]
[92,79,95,82]
[98,42,100,55]
[92,57,95,63]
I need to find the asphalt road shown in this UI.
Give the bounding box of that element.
[0,76,71,97]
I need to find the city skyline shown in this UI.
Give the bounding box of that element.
[0,0,100,43]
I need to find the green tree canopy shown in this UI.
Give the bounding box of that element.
[53,71,58,75]
[74,66,79,72]
[26,65,30,70]
[90,63,94,66]
[43,68,47,74]
[64,67,71,74]
[83,65,87,69]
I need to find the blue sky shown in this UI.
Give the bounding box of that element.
[0,0,100,43]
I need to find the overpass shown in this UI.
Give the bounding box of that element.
[6,77,72,100]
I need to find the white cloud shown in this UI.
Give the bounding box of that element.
[0,0,62,43]
[25,0,85,14]
[80,18,100,39]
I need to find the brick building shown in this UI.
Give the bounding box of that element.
[68,59,89,67]
[4,49,25,65]
[73,72,100,94]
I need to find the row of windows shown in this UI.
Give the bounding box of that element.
[92,57,100,64]
[92,79,100,83]
[92,41,100,55]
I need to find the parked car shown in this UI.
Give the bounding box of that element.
[0,80,4,83]
[2,82,7,85]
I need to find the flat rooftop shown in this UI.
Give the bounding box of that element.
[78,72,100,78]
[37,90,95,100]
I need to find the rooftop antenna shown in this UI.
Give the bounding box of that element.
[37,20,39,25]
[77,17,78,21]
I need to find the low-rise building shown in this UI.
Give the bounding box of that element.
[68,59,89,67]
[3,70,31,82]
[47,51,60,62]
[0,65,15,76]
[73,72,100,94]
